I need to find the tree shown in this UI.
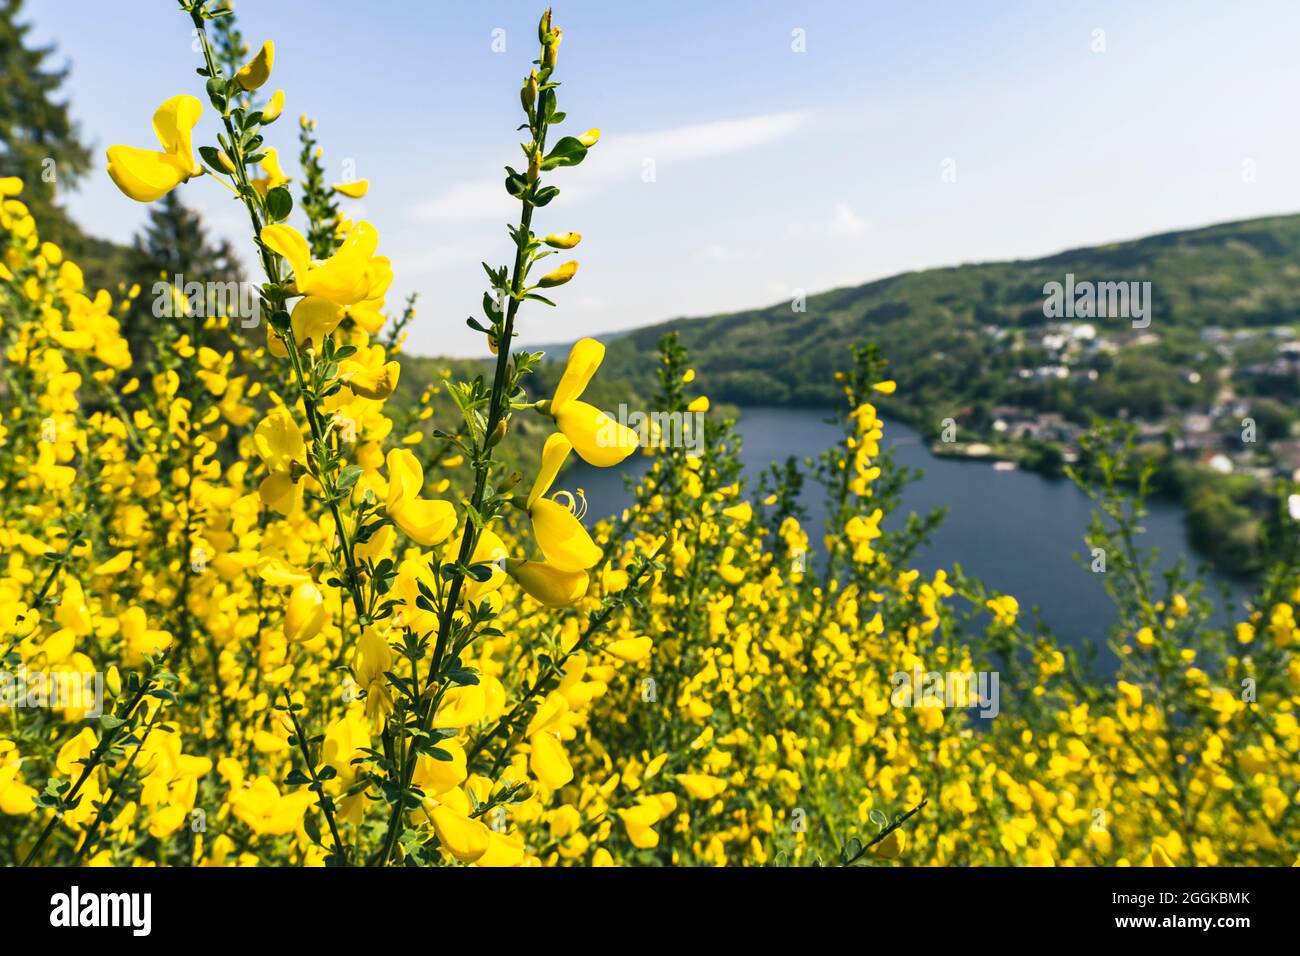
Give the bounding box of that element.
[0,0,91,245]
[126,192,244,368]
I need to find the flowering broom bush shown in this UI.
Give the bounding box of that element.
[1,3,1297,867]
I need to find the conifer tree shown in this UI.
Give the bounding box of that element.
[0,0,91,245]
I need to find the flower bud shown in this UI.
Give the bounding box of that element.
[528,149,542,182]
[235,40,275,92]
[216,150,237,175]
[543,29,562,69]
[284,582,326,644]
[543,232,581,249]
[489,418,509,447]
[262,90,285,123]
[577,128,600,148]
[521,71,539,113]
[537,261,577,288]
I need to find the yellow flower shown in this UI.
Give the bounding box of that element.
[547,338,638,466]
[253,405,307,516]
[260,221,389,307]
[527,434,601,571]
[1116,680,1142,710]
[333,180,369,198]
[870,828,906,859]
[722,501,752,524]
[284,582,326,644]
[530,732,574,789]
[106,95,204,202]
[341,349,401,401]
[250,147,289,196]
[537,260,577,287]
[617,802,663,849]
[430,803,490,863]
[507,559,589,607]
[384,449,456,546]
[261,89,285,123]
[986,595,1019,627]
[290,296,344,350]
[604,636,652,662]
[236,40,275,91]
[677,773,727,800]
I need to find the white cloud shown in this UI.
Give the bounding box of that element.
[399,238,488,277]
[786,202,870,241]
[412,110,809,222]
[697,243,747,262]
[826,202,869,239]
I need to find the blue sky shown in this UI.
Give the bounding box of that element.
[26,0,1300,356]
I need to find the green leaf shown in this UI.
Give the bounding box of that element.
[198,145,225,171]
[337,465,364,492]
[266,186,293,222]
[542,136,588,169]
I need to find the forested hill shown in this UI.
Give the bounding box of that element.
[591,213,1300,432]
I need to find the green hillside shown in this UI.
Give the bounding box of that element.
[594,213,1300,437]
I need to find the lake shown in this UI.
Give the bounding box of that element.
[568,406,1248,668]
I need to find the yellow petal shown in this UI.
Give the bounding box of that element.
[91,551,133,576]
[262,89,285,123]
[260,224,312,283]
[677,773,727,800]
[257,557,312,588]
[509,560,589,607]
[529,732,574,789]
[333,180,369,198]
[390,498,457,546]
[551,337,604,414]
[870,828,906,860]
[385,447,424,508]
[236,40,275,91]
[150,94,203,175]
[290,296,344,350]
[476,831,525,867]
[258,471,301,517]
[527,432,572,509]
[430,804,490,864]
[604,636,652,663]
[555,400,638,467]
[253,405,306,470]
[537,260,577,288]
[106,145,188,203]
[413,741,467,795]
[284,582,325,644]
[433,685,486,729]
[346,361,400,401]
[267,324,289,358]
[530,498,601,572]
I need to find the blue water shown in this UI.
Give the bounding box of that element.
[568,406,1247,662]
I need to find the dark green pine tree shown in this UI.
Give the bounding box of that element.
[0,0,91,246]
[126,192,244,369]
